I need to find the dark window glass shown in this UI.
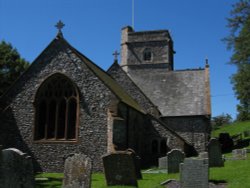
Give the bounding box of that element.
[34,74,78,141]
[143,48,152,61]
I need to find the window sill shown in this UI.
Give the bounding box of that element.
[33,139,78,144]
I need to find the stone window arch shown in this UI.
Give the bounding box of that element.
[143,48,153,62]
[34,73,79,141]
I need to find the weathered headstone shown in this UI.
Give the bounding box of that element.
[158,156,168,169]
[167,149,185,173]
[126,148,142,179]
[243,130,250,137]
[180,158,209,188]
[208,138,224,167]
[199,152,208,159]
[102,151,138,187]
[218,133,234,152]
[232,148,247,160]
[0,148,34,188]
[63,153,92,188]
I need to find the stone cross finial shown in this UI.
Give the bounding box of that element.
[112,50,120,61]
[55,20,65,34]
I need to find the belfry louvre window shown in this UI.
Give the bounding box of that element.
[34,74,79,141]
[143,48,152,61]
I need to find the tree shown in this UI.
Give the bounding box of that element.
[0,41,29,96]
[225,0,250,121]
[212,113,233,128]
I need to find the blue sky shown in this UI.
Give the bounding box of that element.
[0,0,239,119]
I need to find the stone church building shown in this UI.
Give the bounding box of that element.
[0,25,211,172]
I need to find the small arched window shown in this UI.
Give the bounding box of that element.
[34,74,79,141]
[143,48,152,62]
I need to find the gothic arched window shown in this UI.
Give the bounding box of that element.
[143,48,152,62]
[34,74,79,141]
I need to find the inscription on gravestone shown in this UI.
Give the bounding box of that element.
[102,151,138,187]
[0,148,34,188]
[63,153,92,188]
[180,158,209,188]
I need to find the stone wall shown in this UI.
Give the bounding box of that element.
[0,38,115,172]
[162,116,210,152]
[120,26,173,71]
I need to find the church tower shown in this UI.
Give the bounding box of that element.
[120,26,175,72]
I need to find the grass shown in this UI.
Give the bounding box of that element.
[35,154,250,188]
[212,120,250,137]
[210,154,250,188]
[35,172,179,188]
[35,156,250,188]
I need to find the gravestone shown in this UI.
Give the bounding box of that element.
[126,148,142,179]
[218,133,234,152]
[167,149,185,173]
[232,149,247,160]
[158,156,168,169]
[102,151,138,187]
[208,138,224,167]
[243,130,250,137]
[180,158,209,188]
[0,148,34,188]
[161,179,181,188]
[63,153,92,188]
[199,152,208,159]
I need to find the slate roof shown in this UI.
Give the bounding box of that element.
[126,67,210,117]
[107,62,161,116]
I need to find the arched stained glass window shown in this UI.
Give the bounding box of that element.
[34,73,79,141]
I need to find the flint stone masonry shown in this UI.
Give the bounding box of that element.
[63,153,92,188]
[167,149,185,173]
[208,138,224,167]
[0,148,34,188]
[232,149,247,160]
[102,151,138,187]
[180,158,209,188]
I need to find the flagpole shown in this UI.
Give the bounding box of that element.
[132,0,134,29]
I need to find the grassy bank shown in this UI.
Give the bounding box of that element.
[212,120,250,137]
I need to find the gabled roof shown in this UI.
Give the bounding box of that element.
[0,35,144,114]
[126,67,210,117]
[61,38,144,113]
[107,61,161,116]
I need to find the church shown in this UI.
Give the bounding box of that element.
[0,23,211,172]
